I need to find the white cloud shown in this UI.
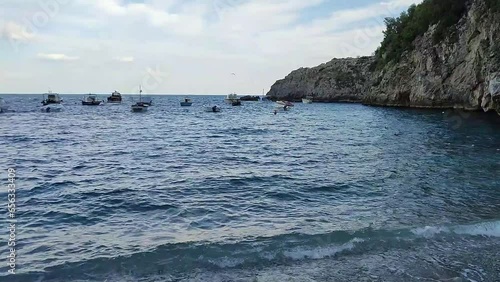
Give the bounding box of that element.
[37,53,79,61]
[0,21,35,42]
[0,0,422,94]
[114,56,134,63]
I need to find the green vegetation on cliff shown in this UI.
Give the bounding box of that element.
[485,0,500,12]
[374,0,469,69]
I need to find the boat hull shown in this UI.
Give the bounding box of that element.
[204,106,221,112]
[180,102,193,106]
[131,106,148,112]
[41,104,64,112]
[42,101,62,106]
[274,106,291,112]
[82,101,102,106]
[302,99,313,104]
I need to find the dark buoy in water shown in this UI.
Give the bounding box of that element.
[274,110,277,115]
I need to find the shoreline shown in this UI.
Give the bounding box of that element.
[266,97,500,116]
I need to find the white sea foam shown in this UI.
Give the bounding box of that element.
[453,221,500,237]
[208,256,246,268]
[411,225,450,237]
[412,220,500,238]
[283,238,363,260]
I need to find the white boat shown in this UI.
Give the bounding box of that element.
[275,101,294,111]
[82,94,103,105]
[41,90,62,105]
[180,98,193,106]
[302,96,313,104]
[107,91,122,103]
[131,86,148,112]
[204,105,221,112]
[225,93,241,106]
[274,106,292,112]
[276,101,294,106]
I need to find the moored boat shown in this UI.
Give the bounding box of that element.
[180,98,193,106]
[107,91,122,103]
[131,86,148,112]
[204,105,221,112]
[82,94,103,106]
[225,93,241,106]
[131,102,148,112]
[276,101,294,112]
[302,96,313,104]
[240,95,260,101]
[41,90,62,106]
[276,101,294,107]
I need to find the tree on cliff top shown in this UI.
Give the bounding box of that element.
[373,0,469,69]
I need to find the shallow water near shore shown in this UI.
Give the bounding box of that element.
[0,94,499,282]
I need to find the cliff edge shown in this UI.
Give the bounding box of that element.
[267,0,500,114]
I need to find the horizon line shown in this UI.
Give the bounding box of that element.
[0,93,267,96]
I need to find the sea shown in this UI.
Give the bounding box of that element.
[0,94,499,282]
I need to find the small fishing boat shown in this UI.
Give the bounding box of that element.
[180,98,193,106]
[302,96,313,104]
[275,101,294,112]
[82,94,103,106]
[204,105,221,112]
[107,91,122,103]
[274,105,292,112]
[131,86,148,112]
[276,101,294,107]
[225,93,241,106]
[41,90,62,106]
[240,95,260,101]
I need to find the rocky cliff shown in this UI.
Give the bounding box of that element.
[266,57,374,103]
[267,0,500,114]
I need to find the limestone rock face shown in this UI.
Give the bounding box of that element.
[365,0,500,114]
[267,0,500,115]
[266,57,374,103]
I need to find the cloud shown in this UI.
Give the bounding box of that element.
[0,0,422,94]
[114,56,134,63]
[0,21,35,42]
[37,53,79,61]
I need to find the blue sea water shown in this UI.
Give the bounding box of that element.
[0,94,499,282]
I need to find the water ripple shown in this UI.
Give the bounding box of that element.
[0,95,499,281]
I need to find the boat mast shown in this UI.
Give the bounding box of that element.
[139,85,142,102]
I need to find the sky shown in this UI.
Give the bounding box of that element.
[0,0,421,95]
